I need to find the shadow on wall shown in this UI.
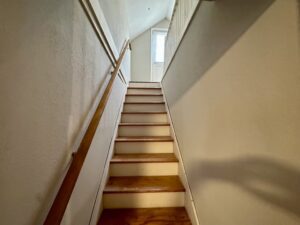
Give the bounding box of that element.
[190,157,300,218]
[163,0,275,106]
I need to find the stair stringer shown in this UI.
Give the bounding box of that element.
[161,85,200,225]
[88,88,128,225]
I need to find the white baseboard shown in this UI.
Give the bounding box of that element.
[161,84,200,225]
[88,81,128,225]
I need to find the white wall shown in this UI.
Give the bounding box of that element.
[131,19,170,81]
[162,0,300,224]
[0,0,129,225]
[164,0,199,70]
[98,0,129,52]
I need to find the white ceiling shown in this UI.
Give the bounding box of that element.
[125,0,175,40]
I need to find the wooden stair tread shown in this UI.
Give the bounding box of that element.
[122,111,167,114]
[129,81,160,83]
[116,136,174,142]
[98,207,191,225]
[119,122,170,126]
[128,87,162,90]
[126,94,163,96]
[104,176,185,193]
[124,101,165,104]
[111,153,178,163]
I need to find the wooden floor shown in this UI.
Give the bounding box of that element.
[98,208,192,225]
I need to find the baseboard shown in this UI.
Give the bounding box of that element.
[88,82,128,225]
[161,84,200,225]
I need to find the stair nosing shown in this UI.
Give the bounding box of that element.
[126,94,163,96]
[98,208,191,225]
[110,160,178,164]
[129,81,160,83]
[124,102,165,104]
[119,123,170,126]
[127,87,162,90]
[121,111,167,114]
[115,136,174,142]
[104,176,185,194]
[111,153,178,164]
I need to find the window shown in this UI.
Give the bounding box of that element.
[152,30,167,63]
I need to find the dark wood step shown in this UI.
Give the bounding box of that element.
[116,136,174,142]
[124,101,165,104]
[104,176,185,193]
[122,111,167,114]
[119,123,170,126]
[111,153,178,164]
[98,207,192,225]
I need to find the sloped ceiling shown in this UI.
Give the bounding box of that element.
[126,0,175,40]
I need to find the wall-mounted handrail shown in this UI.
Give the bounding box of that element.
[44,40,129,225]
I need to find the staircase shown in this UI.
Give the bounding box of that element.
[98,82,192,225]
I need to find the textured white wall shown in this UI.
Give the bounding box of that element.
[0,0,129,225]
[131,19,170,82]
[162,0,300,224]
[98,0,129,52]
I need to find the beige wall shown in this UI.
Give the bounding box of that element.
[98,0,129,52]
[162,0,300,225]
[164,0,199,70]
[131,19,170,81]
[0,0,129,225]
[92,0,131,83]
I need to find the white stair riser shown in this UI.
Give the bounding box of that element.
[103,192,185,208]
[118,126,171,136]
[129,83,161,88]
[126,96,164,102]
[115,142,173,153]
[127,89,162,95]
[121,114,168,123]
[123,104,165,112]
[110,163,178,176]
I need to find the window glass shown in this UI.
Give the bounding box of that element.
[152,31,167,63]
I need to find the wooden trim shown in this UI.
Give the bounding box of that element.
[44,41,129,225]
[80,0,127,84]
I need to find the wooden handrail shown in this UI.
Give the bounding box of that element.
[44,40,129,225]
